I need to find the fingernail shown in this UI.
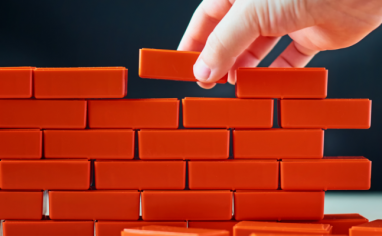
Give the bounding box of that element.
[194,58,211,82]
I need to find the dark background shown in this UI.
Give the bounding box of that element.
[1,1,381,190]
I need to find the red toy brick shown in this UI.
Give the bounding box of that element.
[44,129,134,159]
[233,221,332,236]
[189,221,240,236]
[236,68,327,99]
[96,221,187,236]
[182,98,273,128]
[0,160,90,190]
[88,99,179,129]
[142,191,233,221]
[350,220,382,236]
[234,190,325,221]
[280,99,372,129]
[34,67,127,98]
[139,49,227,83]
[139,130,229,160]
[94,160,186,190]
[188,160,278,190]
[3,221,94,236]
[49,190,140,220]
[285,213,369,235]
[0,67,34,98]
[0,129,42,159]
[0,191,43,220]
[281,157,371,190]
[122,226,229,236]
[0,100,86,129]
[233,129,324,159]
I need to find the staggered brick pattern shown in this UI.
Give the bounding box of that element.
[0,49,374,236]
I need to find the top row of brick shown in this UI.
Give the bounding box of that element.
[0,49,327,99]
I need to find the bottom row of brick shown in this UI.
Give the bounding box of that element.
[1,214,370,236]
[0,190,325,221]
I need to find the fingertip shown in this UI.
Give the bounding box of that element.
[197,81,216,89]
[227,70,236,85]
[194,58,211,82]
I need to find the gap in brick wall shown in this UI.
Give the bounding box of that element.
[0,220,3,236]
[228,128,234,159]
[43,190,49,216]
[134,130,140,160]
[178,98,184,129]
[90,160,95,189]
[277,160,282,190]
[184,161,189,190]
[273,99,280,128]
[41,129,46,159]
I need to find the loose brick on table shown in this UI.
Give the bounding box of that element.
[350,220,382,236]
[139,48,227,83]
[34,67,127,98]
[236,68,327,99]
[3,220,94,236]
[234,190,325,221]
[95,160,185,190]
[284,213,369,235]
[142,191,232,220]
[122,226,229,236]
[0,160,90,190]
[189,160,278,190]
[233,221,332,236]
[182,98,273,128]
[281,157,371,190]
[0,191,43,220]
[44,129,134,159]
[233,129,323,159]
[139,129,229,160]
[0,129,41,159]
[49,190,140,220]
[280,99,372,129]
[96,221,187,236]
[189,221,240,236]
[0,100,86,129]
[88,99,179,129]
[0,67,34,98]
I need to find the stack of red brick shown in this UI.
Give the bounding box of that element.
[0,49,376,236]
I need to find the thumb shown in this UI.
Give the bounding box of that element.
[193,0,261,83]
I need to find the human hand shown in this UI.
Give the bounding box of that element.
[178,0,382,89]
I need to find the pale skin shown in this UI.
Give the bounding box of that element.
[178,0,382,89]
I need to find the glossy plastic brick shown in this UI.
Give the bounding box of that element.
[44,129,134,159]
[0,100,86,129]
[49,190,140,220]
[139,130,229,160]
[280,99,372,129]
[88,99,179,129]
[182,98,273,128]
[284,213,369,235]
[95,160,186,190]
[139,48,227,83]
[281,157,371,190]
[188,160,278,190]
[0,191,43,220]
[189,221,240,236]
[233,129,324,159]
[350,220,382,236]
[236,68,327,98]
[34,67,127,98]
[0,160,90,190]
[0,67,34,98]
[122,226,229,236]
[0,129,42,159]
[233,221,332,236]
[3,221,94,236]
[96,221,187,236]
[234,190,325,220]
[142,191,232,220]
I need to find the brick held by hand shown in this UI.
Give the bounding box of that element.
[34,67,127,98]
[44,129,134,159]
[0,191,43,220]
[0,100,87,129]
[0,67,34,98]
[88,99,179,129]
[139,48,227,83]
[281,156,371,190]
[0,129,42,159]
[280,99,372,129]
[236,67,327,99]
[182,98,273,129]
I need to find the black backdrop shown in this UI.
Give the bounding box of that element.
[1,1,381,190]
